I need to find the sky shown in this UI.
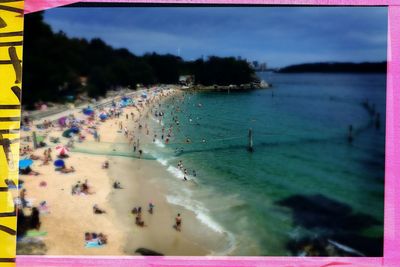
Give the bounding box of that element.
[43,7,388,68]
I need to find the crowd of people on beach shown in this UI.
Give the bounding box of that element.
[15,87,191,253]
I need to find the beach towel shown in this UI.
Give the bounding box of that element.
[26,230,47,237]
[85,241,103,248]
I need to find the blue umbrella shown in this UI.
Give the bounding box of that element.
[83,108,94,116]
[54,159,65,168]
[119,100,126,107]
[70,126,80,133]
[99,113,108,120]
[19,159,33,170]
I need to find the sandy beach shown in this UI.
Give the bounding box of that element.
[16,86,229,256]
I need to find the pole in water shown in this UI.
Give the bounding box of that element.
[248,128,254,152]
[347,125,353,144]
[375,113,381,130]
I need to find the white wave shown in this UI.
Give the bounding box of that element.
[154,139,165,148]
[196,211,225,234]
[166,195,223,233]
[151,117,158,123]
[156,158,168,166]
[151,116,164,126]
[167,166,185,179]
[166,194,237,255]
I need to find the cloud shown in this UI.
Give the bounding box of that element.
[43,6,388,67]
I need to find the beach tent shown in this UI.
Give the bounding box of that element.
[55,145,69,156]
[19,159,33,170]
[54,159,65,168]
[62,129,74,138]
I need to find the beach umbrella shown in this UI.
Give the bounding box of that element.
[83,107,94,116]
[58,117,67,126]
[55,145,69,156]
[62,129,73,138]
[70,126,80,134]
[99,113,108,120]
[19,159,33,170]
[141,92,147,99]
[54,159,65,168]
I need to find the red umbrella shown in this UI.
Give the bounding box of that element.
[55,145,69,156]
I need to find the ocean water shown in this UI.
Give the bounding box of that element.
[144,73,386,256]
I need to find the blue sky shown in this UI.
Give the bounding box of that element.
[44,7,387,68]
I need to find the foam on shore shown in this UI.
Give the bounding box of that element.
[154,139,165,148]
[165,193,236,255]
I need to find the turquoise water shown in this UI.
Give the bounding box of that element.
[145,73,386,256]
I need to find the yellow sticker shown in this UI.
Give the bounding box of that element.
[0,0,24,266]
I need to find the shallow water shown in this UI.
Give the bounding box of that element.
[144,73,386,256]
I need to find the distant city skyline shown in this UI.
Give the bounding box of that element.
[44,7,387,68]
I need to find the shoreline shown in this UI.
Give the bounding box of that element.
[17,86,231,256]
[104,88,231,255]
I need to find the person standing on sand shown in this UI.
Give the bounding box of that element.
[148,202,154,214]
[175,213,182,231]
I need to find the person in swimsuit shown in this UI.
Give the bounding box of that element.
[175,213,182,231]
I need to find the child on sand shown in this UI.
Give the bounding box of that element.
[175,213,182,231]
[102,161,109,169]
[148,202,154,214]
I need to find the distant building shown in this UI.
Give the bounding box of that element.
[179,75,195,86]
[260,63,267,71]
[253,61,259,69]
[249,61,268,72]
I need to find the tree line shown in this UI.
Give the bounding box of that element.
[278,62,387,73]
[22,12,256,109]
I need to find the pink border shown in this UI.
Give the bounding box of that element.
[18,1,400,266]
[23,0,400,14]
